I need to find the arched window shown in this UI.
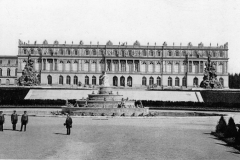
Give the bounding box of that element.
[193,77,198,86]
[157,51,161,56]
[189,61,192,73]
[74,76,78,85]
[15,68,17,76]
[60,49,63,55]
[113,76,118,86]
[175,77,179,86]
[93,49,97,55]
[150,50,154,56]
[182,77,187,87]
[219,77,224,87]
[167,63,172,73]
[47,75,52,85]
[143,50,147,56]
[120,76,125,86]
[66,76,71,85]
[43,60,46,70]
[175,50,179,56]
[7,68,11,76]
[127,76,132,87]
[85,76,89,85]
[168,77,172,86]
[92,76,96,85]
[38,49,42,55]
[24,50,27,54]
[6,79,10,85]
[59,75,63,85]
[14,79,17,85]
[31,49,34,54]
[0,68,2,76]
[68,50,71,55]
[157,77,161,86]
[49,49,53,56]
[142,77,147,86]
[149,77,154,85]
[220,51,224,57]
[148,63,153,73]
[86,50,89,55]
[75,50,78,55]
[168,51,172,56]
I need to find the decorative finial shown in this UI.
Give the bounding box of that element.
[155,42,156,46]
[65,41,66,44]
[72,41,73,44]
[97,41,99,45]
[147,42,149,46]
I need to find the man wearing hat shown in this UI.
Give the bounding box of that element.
[20,111,28,132]
[64,113,72,135]
[11,110,18,130]
[0,111,5,131]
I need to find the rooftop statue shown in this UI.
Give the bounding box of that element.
[99,71,110,87]
[17,54,39,86]
[200,55,222,89]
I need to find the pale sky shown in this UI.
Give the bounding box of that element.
[0,0,239,73]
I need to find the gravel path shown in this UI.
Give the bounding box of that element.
[0,115,240,159]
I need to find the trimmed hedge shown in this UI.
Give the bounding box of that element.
[0,99,76,106]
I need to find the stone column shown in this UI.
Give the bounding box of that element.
[77,59,79,72]
[133,60,135,72]
[139,60,141,72]
[118,60,121,72]
[52,59,55,71]
[146,61,148,73]
[153,61,156,73]
[63,60,65,72]
[198,61,200,73]
[165,61,167,73]
[88,60,91,72]
[70,59,73,72]
[171,61,174,73]
[81,59,84,71]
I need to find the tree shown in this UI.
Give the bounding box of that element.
[224,117,238,138]
[216,116,227,133]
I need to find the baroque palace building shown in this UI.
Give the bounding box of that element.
[0,40,229,88]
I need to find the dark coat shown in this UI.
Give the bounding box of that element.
[11,114,18,124]
[65,117,72,128]
[0,114,5,124]
[21,114,28,124]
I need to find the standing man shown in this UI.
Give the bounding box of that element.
[64,113,72,135]
[0,111,5,132]
[11,110,18,130]
[20,111,28,132]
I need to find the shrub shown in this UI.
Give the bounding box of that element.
[216,116,227,133]
[224,117,238,138]
[235,127,240,144]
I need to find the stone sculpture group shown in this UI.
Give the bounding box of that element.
[17,55,39,86]
[200,56,222,89]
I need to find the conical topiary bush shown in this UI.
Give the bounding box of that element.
[216,116,227,133]
[224,117,238,138]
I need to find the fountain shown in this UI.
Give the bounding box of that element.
[62,71,149,116]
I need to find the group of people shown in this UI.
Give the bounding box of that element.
[0,110,73,135]
[0,110,29,132]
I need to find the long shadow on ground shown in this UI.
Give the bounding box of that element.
[54,133,66,135]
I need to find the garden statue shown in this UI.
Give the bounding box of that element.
[99,71,110,87]
[200,55,222,89]
[17,54,39,86]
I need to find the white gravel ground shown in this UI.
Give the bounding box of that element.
[0,113,240,159]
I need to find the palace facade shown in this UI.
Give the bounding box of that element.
[0,40,229,88]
